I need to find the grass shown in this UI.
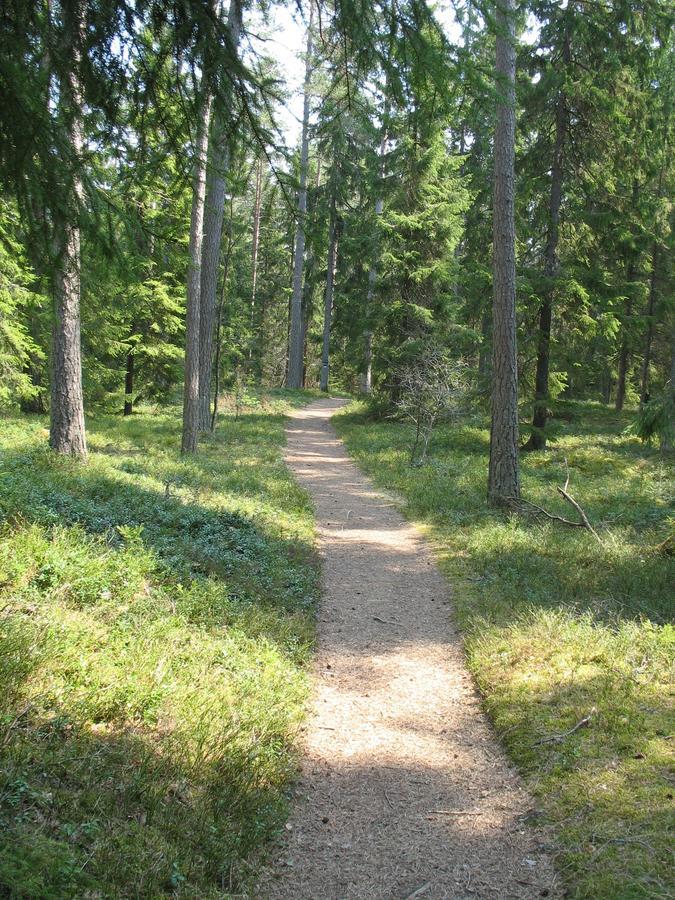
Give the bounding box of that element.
[0,389,322,898]
[334,399,674,900]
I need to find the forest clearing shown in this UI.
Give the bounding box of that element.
[0,0,673,896]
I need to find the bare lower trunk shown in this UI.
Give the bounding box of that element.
[615,295,632,412]
[250,154,263,361]
[526,22,569,451]
[320,199,339,392]
[488,0,520,506]
[287,2,314,388]
[198,0,242,430]
[639,244,659,410]
[182,86,213,453]
[124,350,134,415]
[50,0,86,459]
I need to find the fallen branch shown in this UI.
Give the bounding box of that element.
[533,708,596,746]
[427,809,482,816]
[508,458,603,545]
[404,883,431,900]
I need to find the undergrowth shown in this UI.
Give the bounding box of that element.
[334,399,674,900]
[0,389,320,898]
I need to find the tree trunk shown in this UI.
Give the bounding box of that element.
[181,84,213,453]
[287,2,314,388]
[211,196,235,431]
[197,0,242,430]
[250,154,263,364]
[639,243,659,410]
[320,198,339,392]
[615,289,633,412]
[526,26,569,450]
[361,119,388,394]
[50,0,87,459]
[124,349,134,415]
[615,179,640,412]
[488,0,520,506]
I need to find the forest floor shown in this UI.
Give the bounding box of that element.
[333,399,673,900]
[0,390,323,897]
[258,398,558,899]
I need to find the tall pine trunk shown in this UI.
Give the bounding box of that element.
[488,0,520,506]
[249,154,263,365]
[526,23,570,451]
[287,2,314,388]
[181,85,213,453]
[320,197,339,391]
[50,0,87,459]
[361,120,388,394]
[197,0,242,431]
[615,179,640,412]
[639,244,659,409]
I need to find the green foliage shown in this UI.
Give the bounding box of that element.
[0,202,43,408]
[0,394,319,896]
[335,399,674,899]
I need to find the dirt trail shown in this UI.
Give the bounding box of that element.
[258,398,557,899]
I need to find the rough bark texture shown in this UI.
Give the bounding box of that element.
[287,3,314,388]
[488,0,520,506]
[197,0,242,431]
[320,198,338,392]
[250,154,263,343]
[526,23,569,451]
[49,0,87,459]
[615,180,640,412]
[181,86,213,453]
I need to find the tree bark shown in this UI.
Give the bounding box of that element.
[124,349,134,415]
[639,243,659,410]
[526,22,570,451]
[198,0,242,430]
[320,197,339,391]
[50,0,87,459]
[250,154,263,362]
[287,1,314,388]
[181,84,213,453]
[488,0,520,506]
[615,179,640,412]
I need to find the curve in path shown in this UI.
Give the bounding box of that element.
[259,399,556,899]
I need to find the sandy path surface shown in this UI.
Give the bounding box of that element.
[258,398,557,899]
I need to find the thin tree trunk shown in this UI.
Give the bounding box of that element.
[320,198,339,392]
[361,120,388,394]
[250,154,263,357]
[526,23,570,451]
[287,1,314,388]
[615,284,633,412]
[639,244,659,410]
[210,196,235,431]
[615,179,640,412]
[488,0,520,506]
[124,350,134,415]
[198,0,242,430]
[50,0,87,459]
[181,85,213,453]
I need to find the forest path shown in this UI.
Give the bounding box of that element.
[258,398,556,899]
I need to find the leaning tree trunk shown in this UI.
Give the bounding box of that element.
[526,23,570,451]
[50,0,87,459]
[181,84,213,453]
[320,197,339,391]
[488,0,520,506]
[197,0,243,431]
[287,2,314,388]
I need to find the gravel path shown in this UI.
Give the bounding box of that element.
[258,398,557,899]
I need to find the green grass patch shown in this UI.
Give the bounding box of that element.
[0,390,320,897]
[334,399,674,900]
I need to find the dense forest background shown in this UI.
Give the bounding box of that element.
[0,0,672,464]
